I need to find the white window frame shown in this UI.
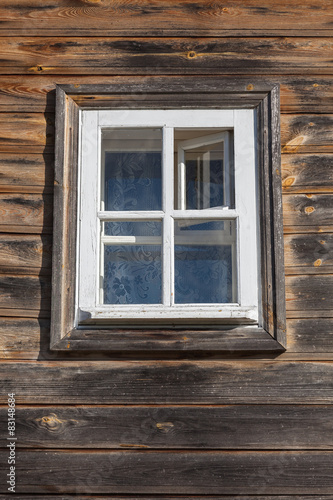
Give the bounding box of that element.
[77,109,259,325]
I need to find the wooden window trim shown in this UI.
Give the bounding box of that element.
[51,82,286,353]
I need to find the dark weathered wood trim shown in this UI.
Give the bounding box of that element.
[51,82,286,352]
[50,87,79,348]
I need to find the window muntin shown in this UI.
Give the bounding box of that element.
[78,109,258,325]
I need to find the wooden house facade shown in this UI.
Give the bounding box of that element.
[0,0,333,497]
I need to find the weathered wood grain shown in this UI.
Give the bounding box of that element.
[1,497,332,500]
[0,275,51,312]
[268,86,286,347]
[285,274,333,312]
[2,361,333,404]
[0,113,54,151]
[0,153,54,193]
[282,194,333,228]
[287,319,333,352]
[2,405,333,450]
[0,318,49,358]
[281,154,333,193]
[0,235,52,274]
[284,233,333,274]
[281,115,333,153]
[287,310,333,319]
[1,497,333,500]
[0,0,332,36]
[1,450,333,494]
[0,76,332,113]
[0,37,332,75]
[0,194,53,233]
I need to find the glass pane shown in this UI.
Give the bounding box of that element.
[174,130,234,210]
[174,219,236,304]
[102,128,162,211]
[104,245,162,304]
[104,220,162,237]
[185,142,224,209]
[102,221,162,305]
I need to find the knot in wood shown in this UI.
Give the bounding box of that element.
[305,206,315,214]
[156,422,174,433]
[283,176,295,188]
[35,413,70,433]
[187,51,197,59]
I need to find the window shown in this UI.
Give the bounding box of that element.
[51,83,286,352]
[79,110,258,325]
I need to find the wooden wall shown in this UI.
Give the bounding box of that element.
[0,0,332,496]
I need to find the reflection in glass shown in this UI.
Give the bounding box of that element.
[175,130,234,210]
[102,128,162,211]
[174,219,236,304]
[185,142,224,209]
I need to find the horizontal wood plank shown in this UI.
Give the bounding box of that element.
[0,0,332,36]
[0,235,52,273]
[1,450,333,494]
[0,76,332,113]
[282,194,333,227]
[281,115,333,153]
[0,113,54,151]
[284,233,333,274]
[1,497,332,500]
[1,405,333,450]
[287,310,333,319]
[0,275,51,312]
[2,361,333,403]
[0,37,331,75]
[0,153,54,193]
[0,194,53,232]
[286,274,333,312]
[287,318,333,352]
[0,318,49,358]
[281,154,333,193]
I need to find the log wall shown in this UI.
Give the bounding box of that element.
[0,0,332,496]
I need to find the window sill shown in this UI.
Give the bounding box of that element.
[79,305,258,324]
[51,326,285,353]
